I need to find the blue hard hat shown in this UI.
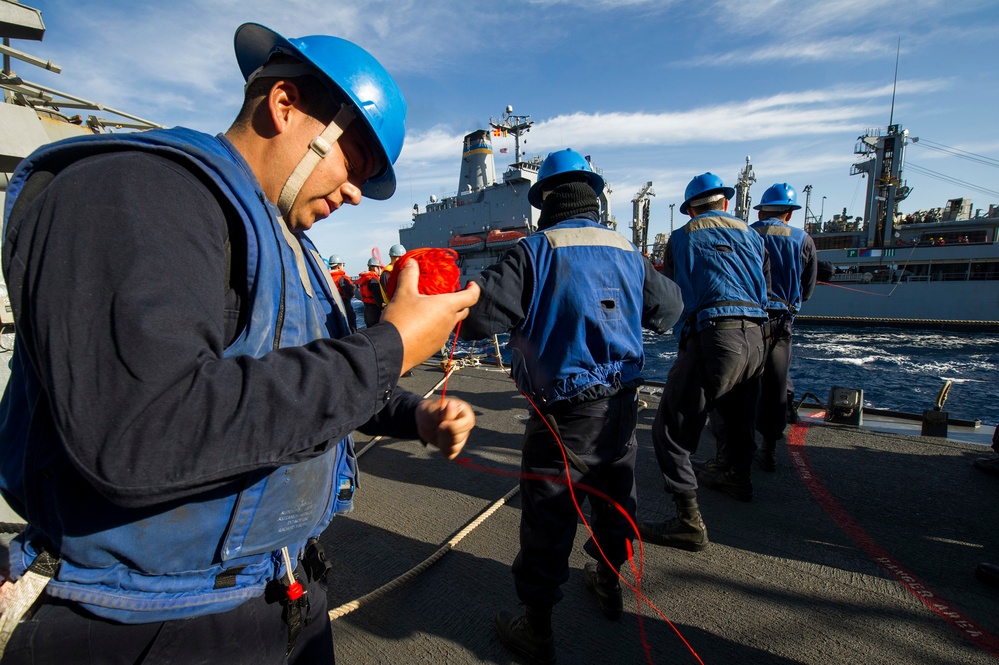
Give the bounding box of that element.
[389,244,406,258]
[680,172,735,215]
[367,257,381,268]
[753,183,802,211]
[527,148,605,209]
[234,23,407,201]
[328,255,344,266]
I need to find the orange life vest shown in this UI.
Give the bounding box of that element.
[356,271,380,304]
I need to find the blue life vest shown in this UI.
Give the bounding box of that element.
[0,128,356,623]
[751,219,808,315]
[669,210,768,339]
[511,218,646,405]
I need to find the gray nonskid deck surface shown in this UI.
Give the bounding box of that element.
[323,363,997,664]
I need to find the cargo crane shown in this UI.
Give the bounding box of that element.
[631,181,654,255]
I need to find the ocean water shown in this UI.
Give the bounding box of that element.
[352,299,998,428]
[642,325,999,427]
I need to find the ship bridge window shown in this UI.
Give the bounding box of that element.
[970,262,999,281]
[812,235,860,250]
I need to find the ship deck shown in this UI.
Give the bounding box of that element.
[325,361,999,664]
[0,358,995,663]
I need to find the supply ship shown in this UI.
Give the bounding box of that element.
[399,106,619,280]
[796,123,999,329]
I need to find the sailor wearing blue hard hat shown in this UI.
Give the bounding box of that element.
[527,148,605,209]
[461,147,683,662]
[638,171,769,552]
[0,21,480,665]
[744,183,817,471]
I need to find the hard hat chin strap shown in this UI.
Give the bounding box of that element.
[277,103,357,219]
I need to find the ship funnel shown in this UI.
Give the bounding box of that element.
[458,130,495,193]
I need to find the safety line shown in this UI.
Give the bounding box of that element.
[787,421,999,658]
[815,280,891,296]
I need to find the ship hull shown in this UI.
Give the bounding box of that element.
[798,279,999,329]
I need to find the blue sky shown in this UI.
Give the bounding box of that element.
[13,0,999,272]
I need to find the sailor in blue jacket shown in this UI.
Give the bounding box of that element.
[639,173,769,552]
[750,183,817,469]
[0,24,478,665]
[459,149,683,664]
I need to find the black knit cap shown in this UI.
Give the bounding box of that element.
[538,180,600,229]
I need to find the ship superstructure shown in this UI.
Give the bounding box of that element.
[400,106,616,278]
[798,122,999,328]
[1,0,162,329]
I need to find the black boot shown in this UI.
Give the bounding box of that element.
[697,465,753,502]
[786,390,799,424]
[494,605,556,665]
[973,456,999,478]
[694,454,729,474]
[755,439,777,472]
[976,563,999,590]
[583,561,623,621]
[638,491,709,552]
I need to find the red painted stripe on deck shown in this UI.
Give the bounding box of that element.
[787,421,999,658]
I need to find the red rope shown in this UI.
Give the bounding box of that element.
[385,248,461,298]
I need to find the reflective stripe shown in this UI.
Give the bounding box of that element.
[543,226,634,251]
[756,224,792,237]
[686,214,749,233]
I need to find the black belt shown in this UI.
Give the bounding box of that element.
[706,318,758,331]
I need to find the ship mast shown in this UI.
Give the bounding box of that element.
[733,156,756,222]
[850,43,912,249]
[489,105,533,164]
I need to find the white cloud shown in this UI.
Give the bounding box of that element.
[683,35,895,67]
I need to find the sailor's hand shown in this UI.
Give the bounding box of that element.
[381,260,480,374]
[416,397,475,460]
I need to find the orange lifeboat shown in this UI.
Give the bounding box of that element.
[448,234,486,253]
[485,229,526,249]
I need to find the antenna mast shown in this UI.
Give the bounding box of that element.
[889,37,900,127]
[489,105,533,164]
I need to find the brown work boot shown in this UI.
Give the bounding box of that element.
[638,491,709,552]
[697,466,753,502]
[494,606,555,665]
[583,562,623,621]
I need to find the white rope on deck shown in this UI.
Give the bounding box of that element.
[332,360,521,621]
[328,483,519,621]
